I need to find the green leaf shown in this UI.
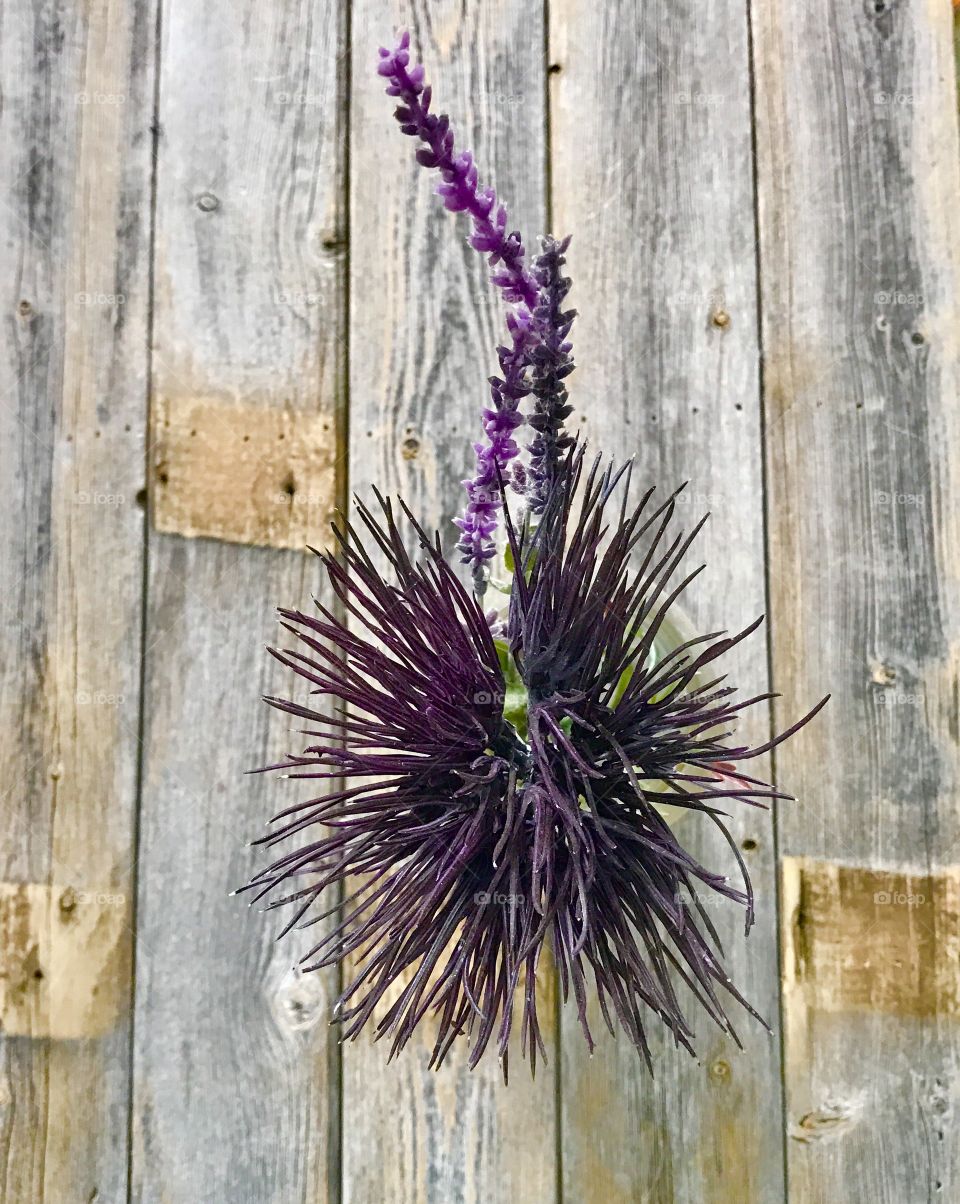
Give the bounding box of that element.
[503,683,528,738]
[609,661,636,708]
[493,636,529,738]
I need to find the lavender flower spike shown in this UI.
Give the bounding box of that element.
[458,241,577,575]
[378,31,539,586]
[527,235,577,512]
[377,32,538,311]
[454,308,535,586]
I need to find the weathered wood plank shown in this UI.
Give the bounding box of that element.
[151,393,337,550]
[752,1,960,1199]
[549,3,785,1200]
[344,7,556,1202]
[131,3,346,1200]
[0,1,155,1199]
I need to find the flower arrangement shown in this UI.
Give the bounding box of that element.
[243,31,826,1080]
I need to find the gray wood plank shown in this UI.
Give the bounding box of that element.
[344,7,556,1202]
[0,2,155,1200]
[131,3,346,1200]
[549,3,786,1200]
[751,1,960,1200]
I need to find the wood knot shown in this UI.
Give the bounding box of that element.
[273,965,325,1034]
[196,192,220,213]
[791,1098,862,1143]
[319,230,345,254]
[870,661,897,686]
[708,1058,731,1084]
[711,308,730,329]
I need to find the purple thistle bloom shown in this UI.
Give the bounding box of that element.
[244,460,827,1074]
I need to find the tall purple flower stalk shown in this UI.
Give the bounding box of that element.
[377,31,577,587]
[377,31,538,311]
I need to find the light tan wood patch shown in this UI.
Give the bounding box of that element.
[0,882,131,1039]
[782,857,960,1019]
[151,394,337,551]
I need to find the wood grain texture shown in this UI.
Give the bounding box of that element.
[131,2,346,1200]
[0,1,154,1199]
[752,0,960,1200]
[344,6,556,1202]
[550,2,785,1200]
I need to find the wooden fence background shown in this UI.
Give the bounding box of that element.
[1,1,958,1201]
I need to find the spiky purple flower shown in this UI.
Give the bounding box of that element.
[245,455,826,1075]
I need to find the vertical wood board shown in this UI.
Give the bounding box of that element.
[132,3,346,1201]
[344,6,557,1203]
[550,1,784,1199]
[752,0,960,1199]
[0,2,155,1200]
